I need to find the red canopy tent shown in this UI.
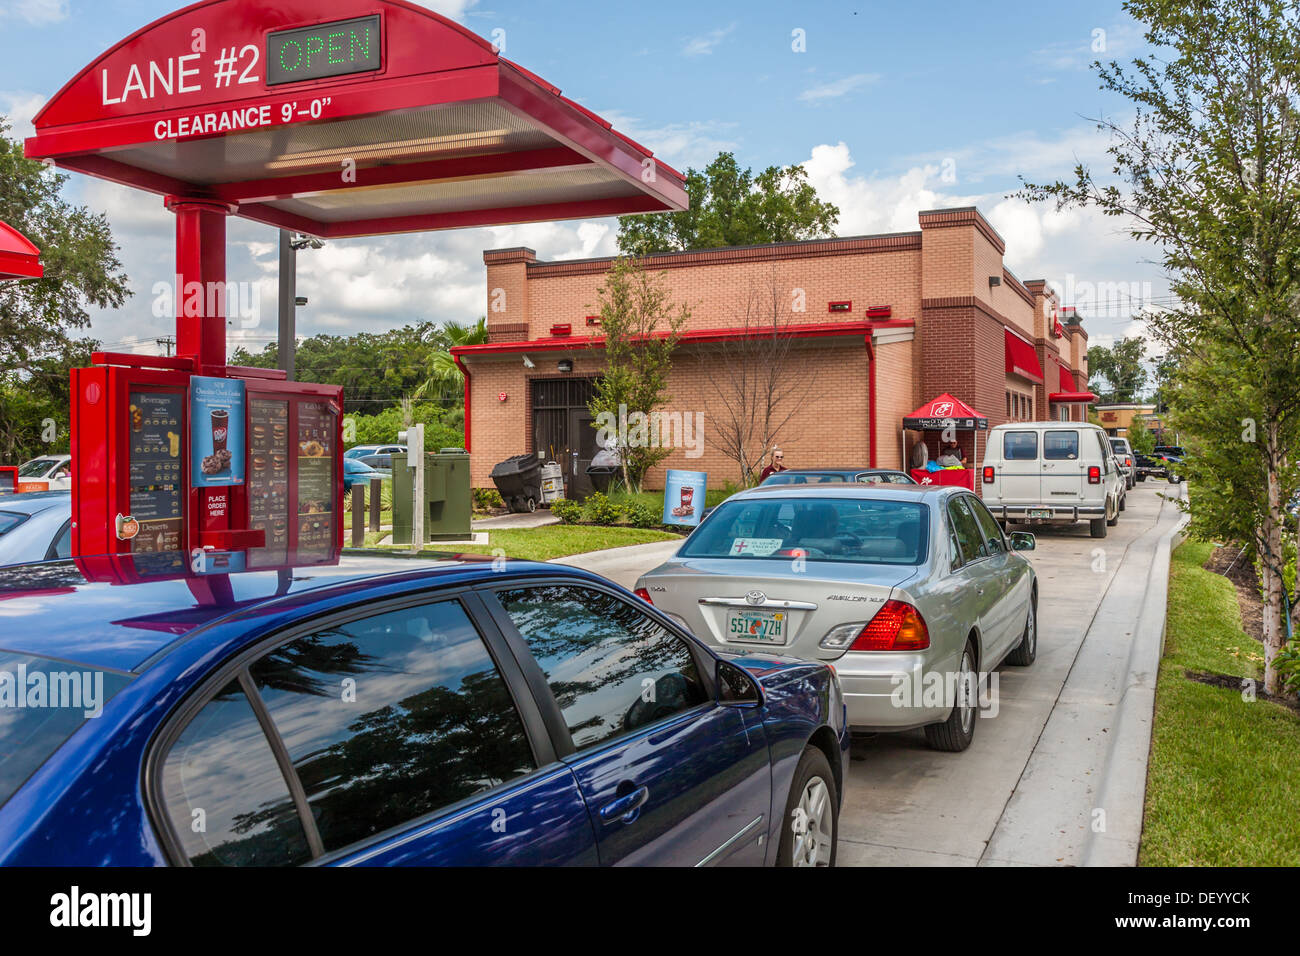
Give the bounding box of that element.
[0,220,43,280]
[902,392,989,491]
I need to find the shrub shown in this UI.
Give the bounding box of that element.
[583,491,623,526]
[550,498,584,524]
[473,487,504,511]
[623,501,660,528]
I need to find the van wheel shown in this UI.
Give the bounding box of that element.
[1090,517,1108,538]
[924,640,978,752]
[1118,494,1126,512]
[1107,503,1119,526]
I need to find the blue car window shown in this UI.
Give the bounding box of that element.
[248,599,534,854]
[0,652,132,810]
[497,586,707,752]
[160,679,312,866]
[0,511,28,536]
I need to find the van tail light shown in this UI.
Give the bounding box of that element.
[633,587,653,604]
[1125,457,1133,468]
[982,466,995,484]
[1087,466,1101,484]
[850,600,930,651]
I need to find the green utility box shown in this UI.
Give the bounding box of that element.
[392,447,472,545]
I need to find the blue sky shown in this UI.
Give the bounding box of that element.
[0,0,1171,357]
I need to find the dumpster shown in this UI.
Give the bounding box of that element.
[539,460,564,505]
[491,453,543,513]
[586,447,621,494]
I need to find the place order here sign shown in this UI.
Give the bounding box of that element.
[95,13,384,141]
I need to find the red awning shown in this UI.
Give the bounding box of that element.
[1004,328,1043,383]
[1057,360,1076,391]
[0,220,42,280]
[1049,391,1098,404]
[902,392,988,431]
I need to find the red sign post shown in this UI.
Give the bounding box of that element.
[26,0,686,583]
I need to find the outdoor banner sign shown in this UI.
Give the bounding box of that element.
[190,376,246,487]
[663,469,707,527]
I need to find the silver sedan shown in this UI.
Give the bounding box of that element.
[635,484,1038,751]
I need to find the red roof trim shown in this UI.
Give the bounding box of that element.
[0,220,42,279]
[453,319,914,356]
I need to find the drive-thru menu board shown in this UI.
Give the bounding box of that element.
[297,400,336,558]
[126,389,185,573]
[247,397,289,568]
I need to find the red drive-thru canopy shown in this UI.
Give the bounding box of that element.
[902,393,988,492]
[0,220,43,280]
[22,0,686,583]
[25,0,687,370]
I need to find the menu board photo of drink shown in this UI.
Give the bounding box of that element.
[296,400,336,556]
[126,389,185,573]
[246,397,290,568]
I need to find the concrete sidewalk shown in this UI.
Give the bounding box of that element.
[473,510,560,530]
[979,485,1188,866]
[553,538,683,590]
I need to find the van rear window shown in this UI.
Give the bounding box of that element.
[1003,432,1038,460]
[1044,431,1080,460]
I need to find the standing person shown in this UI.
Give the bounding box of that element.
[759,449,787,482]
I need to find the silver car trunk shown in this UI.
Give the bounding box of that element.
[644,557,921,660]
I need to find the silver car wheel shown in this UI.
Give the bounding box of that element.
[790,777,833,867]
[958,650,976,736]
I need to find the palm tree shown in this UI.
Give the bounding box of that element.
[413,317,487,401]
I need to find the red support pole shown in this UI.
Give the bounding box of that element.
[166,197,236,371]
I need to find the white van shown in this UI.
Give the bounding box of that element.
[980,422,1124,538]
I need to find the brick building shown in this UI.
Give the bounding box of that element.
[453,206,1093,492]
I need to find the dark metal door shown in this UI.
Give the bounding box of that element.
[530,378,597,500]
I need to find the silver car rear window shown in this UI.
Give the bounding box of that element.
[680,498,929,566]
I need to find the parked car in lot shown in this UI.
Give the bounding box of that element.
[15,454,72,491]
[358,453,394,477]
[636,484,1037,752]
[0,556,847,867]
[0,491,72,567]
[981,422,1124,538]
[1109,437,1136,489]
[344,444,405,460]
[1153,445,1185,460]
[761,468,918,486]
[343,456,384,491]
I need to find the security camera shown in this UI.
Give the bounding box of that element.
[522,355,535,369]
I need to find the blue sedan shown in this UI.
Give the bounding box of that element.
[343,456,384,490]
[0,557,847,866]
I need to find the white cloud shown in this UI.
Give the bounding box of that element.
[1030,21,1143,72]
[591,109,738,171]
[681,24,736,57]
[0,0,68,25]
[798,73,880,103]
[409,0,479,21]
[0,91,46,138]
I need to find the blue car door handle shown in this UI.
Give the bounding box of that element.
[599,786,649,824]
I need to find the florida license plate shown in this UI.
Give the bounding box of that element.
[727,609,786,644]
[1027,509,1053,519]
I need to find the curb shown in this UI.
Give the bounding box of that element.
[1081,486,1189,866]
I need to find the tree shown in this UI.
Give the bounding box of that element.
[413,317,487,402]
[1019,0,1300,693]
[587,259,687,491]
[700,270,813,485]
[231,321,446,415]
[1127,418,1157,455]
[0,118,129,378]
[0,338,99,461]
[1088,338,1148,403]
[617,152,839,255]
